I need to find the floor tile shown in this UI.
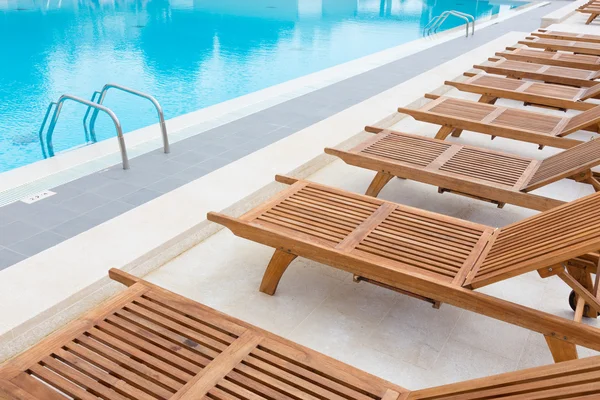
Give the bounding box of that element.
[120,188,163,206]
[0,220,42,246]
[84,201,135,223]
[0,247,27,270]
[367,296,463,369]
[50,215,101,237]
[60,192,110,214]
[167,150,211,166]
[429,339,517,385]
[99,167,168,187]
[17,204,80,230]
[7,231,66,257]
[449,311,530,361]
[146,177,189,193]
[89,181,141,200]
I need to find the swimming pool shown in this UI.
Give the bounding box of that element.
[0,0,521,173]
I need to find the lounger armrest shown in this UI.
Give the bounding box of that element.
[275,174,298,185]
[109,268,141,287]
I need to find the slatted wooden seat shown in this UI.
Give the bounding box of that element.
[408,355,600,399]
[208,176,600,363]
[0,269,409,400]
[474,59,600,87]
[496,47,600,70]
[520,36,600,56]
[446,73,600,111]
[532,29,600,44]
[324,129,600,211]
[397,96,600,149]
[2,270,600,400]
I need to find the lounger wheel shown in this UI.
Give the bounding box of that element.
[569,290,600,317]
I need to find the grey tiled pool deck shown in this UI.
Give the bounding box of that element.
[0,1,566,270]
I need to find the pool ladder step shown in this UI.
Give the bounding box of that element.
[38,83,169,170]
[424,11,475,37]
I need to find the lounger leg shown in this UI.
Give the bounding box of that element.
[586,177,600,192]
[478,95,497,105]
[450,129,463,138]
[434,126,455,140]
[586,13,598,25]
[365,171,394,197]
[544,335,578,362]
[259,249,297,295]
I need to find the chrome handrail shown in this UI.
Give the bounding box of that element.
[38,102,56,159]
[46,94,130,169]
[425,10,475,37]
[88,83,170,154]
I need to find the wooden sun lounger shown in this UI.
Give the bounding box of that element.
[474,59,600,88]
[0,269,409,400]
[208,176,600,363]
[446,73,600,111]
[520,36,600,56]
[532,29,600,44]
[410,355,600,399]
[577,5,600,24]
[495,47,600,71]
[2,269,600,399]
[396,96,600,149]
[324,129,600,211]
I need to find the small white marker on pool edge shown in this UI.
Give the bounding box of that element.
[21,190,56,204]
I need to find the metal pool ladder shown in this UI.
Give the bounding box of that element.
[38,84,169,170]
[424,10,475,38]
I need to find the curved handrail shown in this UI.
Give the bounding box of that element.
[450,10,475,35]
[46,94,130,169]
[88,83,170,154]
[425,10,475,37]
[38,102,56,159]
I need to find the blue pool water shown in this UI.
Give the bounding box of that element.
[0,0,520,173]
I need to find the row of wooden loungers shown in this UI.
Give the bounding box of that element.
[209,29,600,364]
[1,269,599,399]
[4,29,600,399]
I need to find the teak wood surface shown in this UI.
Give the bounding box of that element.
[446,73,600,111]
[532,29,600,44]
[397,96,600,149]
[496,47,600,70]
[325,129,600,211]
[474,59,600,87]
[519,36,600,55]
[2,269,600,399]
[208,177,600,362]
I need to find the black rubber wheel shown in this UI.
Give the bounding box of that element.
[569,290,600,317]
[569,290,577,312]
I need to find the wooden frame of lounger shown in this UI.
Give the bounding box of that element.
[396,96,600,149]
[445,73,600,111]
[520,36,600,56]
[2,269,600,399]
[532,29,600,44]
[324,129,600,211]
[208,176,600,363]
[577,5,600,24]
[496,47,600,70]
[474,58,600,88]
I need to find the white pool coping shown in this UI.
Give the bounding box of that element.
[0,31,534,363]
[541,0,589,28]
[0,0,543,206]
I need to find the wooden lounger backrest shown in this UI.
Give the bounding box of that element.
[579,82,600,100]
[562,104,600,134]
[465,191,600,288]
[522,137,600,191]
[408,354,600,399]
[0,269,407,400]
